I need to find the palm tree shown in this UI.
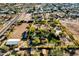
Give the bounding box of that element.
[27,21,35,39]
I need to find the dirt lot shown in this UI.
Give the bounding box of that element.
[9,23,28,39]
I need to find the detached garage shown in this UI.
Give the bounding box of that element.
[6,39,20,46]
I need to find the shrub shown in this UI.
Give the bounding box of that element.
[32,37,40,45]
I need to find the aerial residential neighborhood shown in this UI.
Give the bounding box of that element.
[0,3,79,56]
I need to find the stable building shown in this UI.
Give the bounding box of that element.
[6,39,20,46]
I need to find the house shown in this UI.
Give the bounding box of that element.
[54,26,62,36]
[41,49,49,56]
[6,39,20,46]
[55,30,62,36]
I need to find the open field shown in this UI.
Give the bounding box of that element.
[61,20,79,40]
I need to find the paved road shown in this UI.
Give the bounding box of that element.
[0,13,25,38]
[0,15,19,37]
